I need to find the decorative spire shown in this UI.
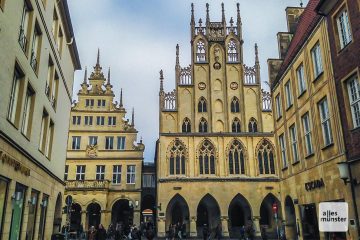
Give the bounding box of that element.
[131,107,134,126]
[83,66,87,84]
[120,88,123,107]
[198,18,203,27]
[160,69,164,92]
[236,3,241,25]
[191,3,195,38]
[176,44,180,66]
[206,3,210,24]
[255,43,259,64]
[107,67,111,84]
[230,17,234,28]
[221,3,225,24]
[96,48,100,66]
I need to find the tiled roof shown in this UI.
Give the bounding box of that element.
[272,0,322,88]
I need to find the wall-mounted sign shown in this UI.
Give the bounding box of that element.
[305,178,325,191]
[0,150,30,176]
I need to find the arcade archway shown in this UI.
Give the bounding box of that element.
[70,203,82,231]
[196,194,221,237]
[285,196,296,239]
[165,194,189,236]
[141,195,155,223]
[87,203,101,229]
[260,193,282,238]
[111,199,134,227]
[52,193,62,233]
[228,194,252,238]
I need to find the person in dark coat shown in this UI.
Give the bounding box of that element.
[96,224,107,240]
[87,226,96,240]
[261,226,268,240]
[202,224,209,240]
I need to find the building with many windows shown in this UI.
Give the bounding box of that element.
[268,0,357,238]
[156,3,279,238]
[0,0,80,239]
[64,51,145,230]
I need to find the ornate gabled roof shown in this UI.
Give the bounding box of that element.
[89,48,105,80]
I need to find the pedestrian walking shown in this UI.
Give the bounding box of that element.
[96,224,107,240]
[87,226,97,240]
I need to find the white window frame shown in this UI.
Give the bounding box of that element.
[64,165,68,181]
[108,116,116,126]
[289,124,299,163]
[117,136,126,150]
[275,94,282,119]
[105,136,114,150]
[112,165,121,184]
[296,64,307,95]
[311,42,323,78]
[285,81,293,108]
[76,165,85,181]
[347,76,360,128]
[8,68,22,123]
[127,165,136,184]
[72,116,81,125]
[88,136,98,145]
[279,134,287,168]
[318,98,333,146]
[96,165,105,180]
[302,113,314,156]
[336,8,352,49]
[84,116,93,125]
[21,87,33,136]
[72,136,81,150]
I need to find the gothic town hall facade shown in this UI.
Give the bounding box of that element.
[156,4,280,238]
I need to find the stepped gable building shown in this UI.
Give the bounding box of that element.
[156,3,279,238]
[0,0,80,239]
[268,0,356,239]
[64,50,145,230]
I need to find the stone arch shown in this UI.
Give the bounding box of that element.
[215,99,223,113]
[231,117,241,133]
[215,120,224,132]
[284,196,296,240]
[228,194,253,238]
[52,193,62,233]
[111,199,134,226]
[214,79,222,91]
[70,203,82,231]
[182,117,191,133]
[198,97,207,113]
[197,138,217,175]
[166,138,188,175]
[260,193,282,236]
[165,194,190,236]
[83,199,105,211]
[86,202,101,229]
[255,138,276,175]
[226,139,247,175]
[196,194,221,237]
[248,117,258,132]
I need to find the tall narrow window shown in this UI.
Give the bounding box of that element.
[289,124,299,163]
[96,165,105,180]
[51,72,59,109]
[347,76,360,128]
[232,118,241,133]
[231,97,240,112]
[108,116,116,126]
[18,1,32,52]
[168,140,186,175]
[76,165,85,180]
[64,165,68,181]
[112,165,121,184]
[8,66,24,126]
[127,165,136,184]
[71,136,81,150]
[227,40,238,62]
[285,81,293,108]
[199,118,208,133]
[72,116,81,125]
[198,140,215,175]
[311,42,323,78]
[98,99,106,107]
[198,97,207,112]
[302,113,314,156]
[26,189,39,240]
[38,195,48,240]
[117,136,126,150]
[51,8,59,38]
[105,136,114,150]
[296,64,306,95]
[44,120,54,158]
[84,116,93,125]
[86,99,94,107]
[45,58,54,99]
[30,23,42,72]
[39,110,49,152]
[248,118,257,133]
[228,140,245,174]
[275,94,282,119]
[279,134,287,168]
[318,98,333,146]
[89,136,98,145]
[257,140,275,174]
[182,118,191,133]
[96,116,105,125]
[336,9,352,49]
[57,27,63,54]
[9,183,27,240]
[196,40,206,62]
[21,84,35,137]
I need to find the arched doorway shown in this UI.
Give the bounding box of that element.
[52,193,62,233]
[87,203,101,229]
[141,195,155,223]
[70,203,82,231]
[112,199,134,227]
[165,194,189,237]
[260,193,282,239]
[228,194,252,238]
[285,196,296,239]
[196,194,221,237]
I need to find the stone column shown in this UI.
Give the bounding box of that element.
[294,206,303,240]
[190,217,197,237]
[221,216,229,237]
[133,209,140,226]
[157,217,166,237]
[101,210,109,228]
[253,216,261,237]
[81,210,87,230]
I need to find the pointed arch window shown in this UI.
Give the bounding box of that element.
[196,40,206,62]
[199,118,208,133]
[231,97,240,113]
[198,97,207,112]
[248,118,258,132]
[228,40,238,62]
[232,118,241,133]
[169,140,186,175]
[257,140,275,174]
[182,118,191,133]
[228,140,245,174]
[199,140,215,174]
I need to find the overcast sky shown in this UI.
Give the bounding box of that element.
[68,0,308,162]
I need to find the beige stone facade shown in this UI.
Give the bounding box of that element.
[0,0,80,239]
[156,4,280,238]
[64,52,145,231]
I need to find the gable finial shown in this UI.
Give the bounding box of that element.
[236,3,241,24]
[221,3,225,24]
[160,69,164,92]
[255,43,259,64]
[131,107,135,126]
[206,3,210,24]
[191,3,195,24]
[107,67,111,84]
[96,48,100,66]
[83,66,88,84]
[198,18,203,27]
[120,88,123,107]
[176,44,180,66]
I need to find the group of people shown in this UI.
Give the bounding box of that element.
[166,222,186,239]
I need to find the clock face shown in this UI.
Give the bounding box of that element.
[230,82,238,90]
[198,82,206,90]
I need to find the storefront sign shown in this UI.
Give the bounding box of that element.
[305,178,324,191]
[0,151,30,176]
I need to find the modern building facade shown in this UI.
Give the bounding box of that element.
[0,0,80,239]
[268,0,357,239]
[156,3,280,238]
[64,51,145,230]
[316,0,360,238]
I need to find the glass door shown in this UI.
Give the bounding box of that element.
[9,183,27,240]
[26,190,39,240]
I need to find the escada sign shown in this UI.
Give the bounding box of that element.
[305,178,325,191]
